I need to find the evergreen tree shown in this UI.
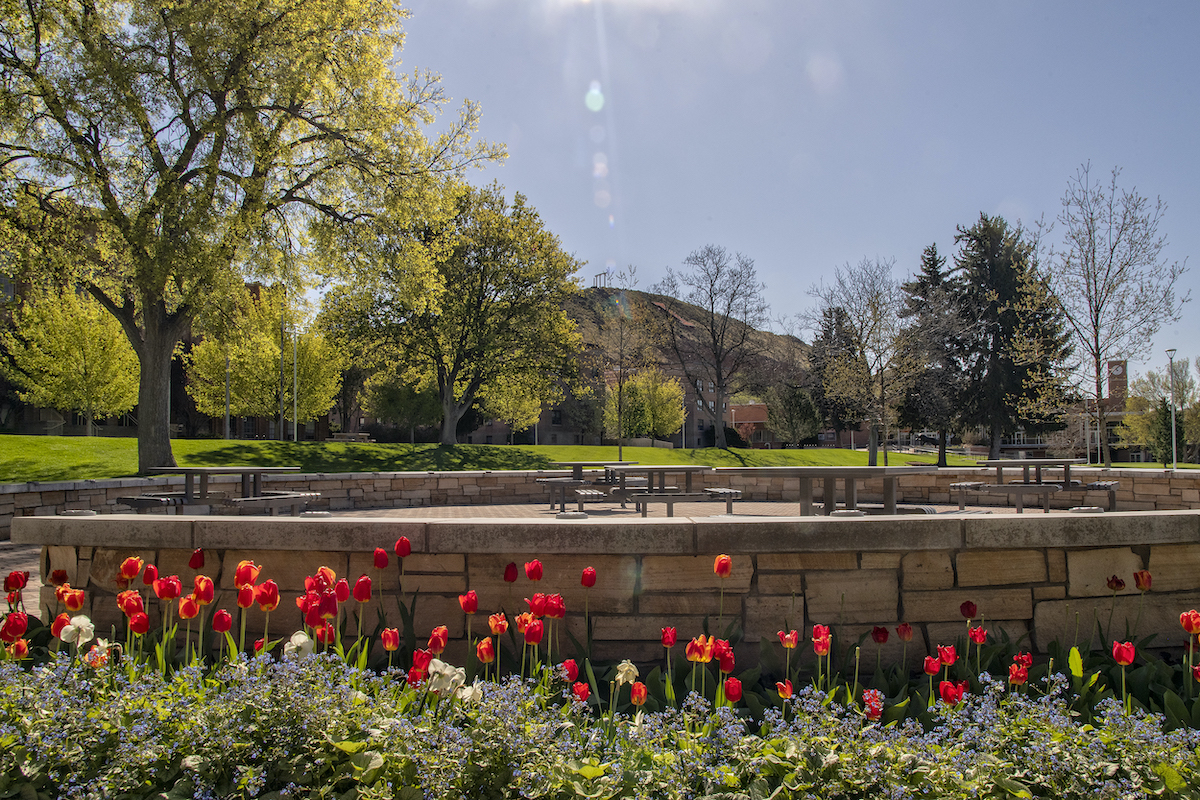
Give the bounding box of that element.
[896,243,963,466]
[952,214,1072,457]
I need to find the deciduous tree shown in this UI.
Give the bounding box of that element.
[764,384,820,446]
[653,245,769,449]
[0,0,499,470]
[603,365,685,441]
[1045,163,1188,467]
[0,288,139,434]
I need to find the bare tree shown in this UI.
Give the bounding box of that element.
[653,245,769,449]
[1047,163,1189,467]
[808,257,908,465]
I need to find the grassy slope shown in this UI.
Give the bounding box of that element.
[0,435,990,483]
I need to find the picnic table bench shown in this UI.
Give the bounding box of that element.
[328,432,375,443]
[629,488,742,517]
[222,490,320,516]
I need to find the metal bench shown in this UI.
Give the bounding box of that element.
[950,482,986,511]
[222,491,320,516]
[536,478,587,511]
[982,483,1061,514]
[117,493,190,514]
[1083,480,1120,512]
[629,492,709,517]
[574,488,609,512]
[703,487,742,514]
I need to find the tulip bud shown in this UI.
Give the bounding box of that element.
[129,612,150,635]
[524,560,543,581]
[256,580,280,612]
[373,548,389,570]
[713,554,732,578]
[476,637,495,663]
[381,627,400,651]
[458,590,478,614]
[119,557,144,581]
[896,622,913,642]
[960,601,977,619]
[142,564,158,586]
[188,549,205,570]
[234,560,261,590]
[212,609,233,633]
[661,627,677,648]
[503,562,518,583]
[871,626,889,644]
[938,644,957,666]
[334,579,350,604]
[630,681,647,706]
[193,575,214,605]
[393,537,411,558]
[572,682,589,702]
[923,655,941,675]
[581,566,597,587]
[178,595,200,621]
[488,612,508,635]
[723,676,742,703]
[353,575,372,604]
[524,619,545,645]
[776,679,793,699]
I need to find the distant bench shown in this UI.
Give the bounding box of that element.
[952,480,1120,513]
[630,488,741,517]
[328,432,375,443]
[222,491,320,516]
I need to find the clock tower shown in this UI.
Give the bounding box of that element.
[1107,361,1127,406]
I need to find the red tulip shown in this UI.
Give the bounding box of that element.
[630,681,647,706]
[334,578,350,604]
[938,644,957,666]
[256,580,280,612]
[381,627,400,652]
[142,564,158,586]
[412,648,433,671]
[968,625,988,645]
[1013,651,1033,668]
[661,627,677,648]
[581,566,597,587]
[812,623,830,641]
[1134,570,1152,592]
[724,676,743,703]
[315,623,337,644]
[459,590,478,614]
[1106,575,1126,592]
[923,655,940,676]
[545,593,566,619]
[119,556,144,580]
[503,562,518,583]
[317,590,338,621]
[309,566,336,593]
[4,571,28,592]
[0,611,28,643]
[373,548,389,570]
[713,638,735,673]
[1008,664,1028,685]
[212,609,233,633]
[871,626,889,644]
[6,638,28,660]
[394,537,411,558]
[1112,640,1135,666]
[960,601,977,619]
[51,613,71,639]
[428,625,449,655]
[778,629,799,649]
[526,593,547,617]
[153,575,182,601]
[863,688,884,720]
[193,575,214,605]
[572,682,590,702]
[353,575,372,604]
[254,638,265,653]
[237,585,255,609]
[488,612,508,635]
[1181,609,1200,635]
[178,594,200,620]
[713,554,732,578]
[812,634,832,657]
[1192,664,1200,683]
[524,560,543,581]
[49,569,69,586]
[524,619,545,645]
[561,658,578,682]
[117,590,144,618]
[61,586,86,612]
[129,611,150,635]
[777,679,793,699]
[939,680,964,705]
[234,560,262,590]
[188,548,205,570]
[476,637,495,663]
[896,622,913,642]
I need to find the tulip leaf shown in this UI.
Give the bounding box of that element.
[332,739,371,754]
[1068,647,1083,679]
[1154,762,1186,793]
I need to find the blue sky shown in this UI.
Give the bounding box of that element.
[399,0,1198,379]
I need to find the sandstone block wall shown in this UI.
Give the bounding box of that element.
[14,510,1200,671]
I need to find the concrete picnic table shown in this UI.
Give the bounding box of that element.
[716,465,940,515]
[978,458,1085,486]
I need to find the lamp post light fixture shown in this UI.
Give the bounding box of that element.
[1167,348,1178,472]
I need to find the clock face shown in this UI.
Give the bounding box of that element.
[1109,364,1124,376]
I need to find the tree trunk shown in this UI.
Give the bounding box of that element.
[867,423,878,466]
[136,325,178,472]
[440,397,463,445]
[937,429,948,468]
[989,423,1002,459]
[713,389,727,449]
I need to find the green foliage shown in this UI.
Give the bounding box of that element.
[480,372,551,440]
[326,183,583,446]
[764,384,820,445]
[186,286,343,423]
[603,366,685,440]
[362,370,443,437]
[0,0,499,470]
[0,288,139,433]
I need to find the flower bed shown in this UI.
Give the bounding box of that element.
[5,550,1200,796]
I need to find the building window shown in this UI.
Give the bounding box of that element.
[485,435,492,444]
[708,401,715,411]
[551,409,562,425]
[708,382,714,392]
[698,419,705,430]
[695,379,703,390]
[697,399,703,408]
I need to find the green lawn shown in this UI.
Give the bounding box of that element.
[0,434,987,483]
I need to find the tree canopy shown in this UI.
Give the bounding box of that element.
[603,365,685,441]
[0,0,500,469]
[0,287,139,434]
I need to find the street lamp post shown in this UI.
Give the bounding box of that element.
[1167,348,1178,472]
